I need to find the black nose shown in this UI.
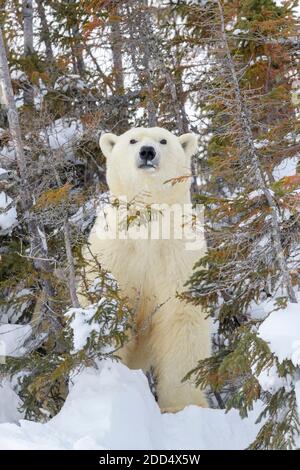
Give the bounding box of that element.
[139,146,156,161]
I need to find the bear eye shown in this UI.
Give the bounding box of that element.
[130,139,137,144]
[160,139,167,145]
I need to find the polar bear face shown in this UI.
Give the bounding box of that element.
[99,127,198,201]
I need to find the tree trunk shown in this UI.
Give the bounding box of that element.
[22,0,34,106]
[67,0,85,77]
[126,0,157,127]
[41,124,80,309]
[71,25,85,77]
[0,25,56,311]
[36,0,55,76]
[217,0,297,304]
[110,2,128,132]
[174,55,189,134]
[63,217,80,308]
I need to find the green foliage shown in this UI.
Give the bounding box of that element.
[2,268,132,420]
[250,387,300,450]
[181,0,300,449]
[0,240,33,286]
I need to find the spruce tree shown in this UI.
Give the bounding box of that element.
[180,0,300,449]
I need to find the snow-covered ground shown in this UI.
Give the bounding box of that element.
[1,295,300,449]
[0,360,262,450]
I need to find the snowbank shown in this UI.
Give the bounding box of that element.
[258,302,300,366]
[0,191,17,234]
[256,298,300,429]
[0,323,32,358]
[0,361,262,450]
[0,380,23,424]
[0,325,28,425]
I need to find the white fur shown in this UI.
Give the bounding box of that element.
[79,127,211,412]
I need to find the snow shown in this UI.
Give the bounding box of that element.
[37,226,48,252]
[0,168,8,181]
[256,364,293,394]
[0,289,33,324]
[40,119,83,157]
[249,300,268,320]
[0,324,28,425]
[69,195,109,232]
[0,143,16,161]
[66,303,101,353]
[34,79,48,110]
[273,157,298,181]
[66,293,127,355]
[251,295,300,430]
[254,139,270,149]
[10,70,27,82]
[0,380,23,424]
[0,191,17,233]
[0,361,262,450]
[0,323,32,358]
[248,189,264,200]
[258,302,300,366]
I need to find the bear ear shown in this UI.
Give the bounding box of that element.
[99,133,118,158]
[179,133,198,158]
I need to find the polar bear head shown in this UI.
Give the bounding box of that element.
[99,127,198,202]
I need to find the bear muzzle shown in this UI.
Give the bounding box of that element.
[137,145,159,170]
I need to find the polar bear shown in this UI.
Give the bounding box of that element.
[79,127,211,412]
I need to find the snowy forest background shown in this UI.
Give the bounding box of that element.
[0,0,300,450]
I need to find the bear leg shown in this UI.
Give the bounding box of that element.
[150,302,211,412]
[116,331,152,372]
